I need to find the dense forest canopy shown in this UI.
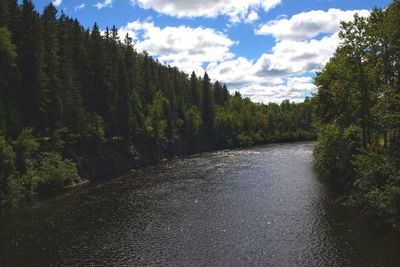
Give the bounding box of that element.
[0,0,314,204]
[313,0,400,224]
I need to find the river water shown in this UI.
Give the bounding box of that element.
[1,142,400,266]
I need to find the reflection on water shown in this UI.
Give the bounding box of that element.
[1,142,400,266]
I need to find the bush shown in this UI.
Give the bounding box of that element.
[314,123,362,183]
[82,113,105,153]
[144,91,169,145]
[13,128,39,173]
[184,106,202,138]
[13,128,39,153]
[0,136,16,202]
[32,152,80,195]
[353,147,400,220]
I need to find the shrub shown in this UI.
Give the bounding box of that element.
[13,128,39,173]
[353,147,400,220]
[0,136,16,202]
[82,113,105,153]
[32,152,80,195]
[314,123,362,183]
[184,106,202,138]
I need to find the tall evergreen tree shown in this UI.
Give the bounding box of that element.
[201,72,215,136]
[18,0,46,129]
[0,27,18,136]
[42,4,62,129]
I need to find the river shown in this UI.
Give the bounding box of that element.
[1,142,400,266]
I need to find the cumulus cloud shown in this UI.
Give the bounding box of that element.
[52,0,62,7]
[119,21,236,74]
[74,3,85,11]
[261,0,281,13]
[117,7,369,103]
[246,10,260,23]
[255,8,370,40]
[132,0,281,22]
[215,8,370,102]
[206,57,283,88]
[94,0,113,9]
[252,33,340,78]
[236,76,317,103]
[207,33,338,90]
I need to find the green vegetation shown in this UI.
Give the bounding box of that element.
[0,0,314,205]
[313,0,400,224]
[0,128,80,204]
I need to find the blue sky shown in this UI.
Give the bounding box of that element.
[33,0,391,103]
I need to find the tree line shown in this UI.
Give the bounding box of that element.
[0,0,314,205]
[313,0,400,224]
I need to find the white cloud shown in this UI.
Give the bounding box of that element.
[255,8,370,40]
[52,0,62,7]
[132,0,281,22]
[246,10,260,23]
[74,3,85,11]
[215,8,370,102]
[207,33,338,89]
[206,57,283,88]
[235,76,317,103]
[252,33,340,78]
[119,17,339,103]
[120,21,236,74]
[94,0,113,9]
[287,76,317,92]
[261,0,281,13]
[207,57,256,87]
[117,7,369,103]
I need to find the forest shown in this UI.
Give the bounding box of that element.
[313,1,400,225]
[0,0,314,205]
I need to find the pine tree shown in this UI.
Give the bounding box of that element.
[42,4,62,130]
[201,72,215,136]
[0,27,18,136]
[18,0,46,129]
[190,71,200,107]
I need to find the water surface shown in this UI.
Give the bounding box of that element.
[1,142,400,266]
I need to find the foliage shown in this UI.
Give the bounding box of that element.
[0,134,80,204]
[82,113,105,152]
[12,128,39,174]
[314,123,362,181]
[353,148,400,221]
[0,26,17,136]
[184,106,202,138]
[31,152,80,195]
[13,128,39,153]
[313,1,400,223]
[144,91,169,145]
[0,136,16,202]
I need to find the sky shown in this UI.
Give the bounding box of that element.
[32,0,391,103]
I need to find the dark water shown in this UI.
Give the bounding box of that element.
[1,142,400,266]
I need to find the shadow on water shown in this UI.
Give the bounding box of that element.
[1,142,400,266]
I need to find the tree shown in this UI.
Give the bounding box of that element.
[42,4,62,129]
[18,0,46,129]
[190,71,200,107]
[184,106,202,139]
[312,1,400,222]
[144,91,169,145]
[201,72,215,136]
[0,0,317,205]
[0,136,16,201]
[0,27,18,136]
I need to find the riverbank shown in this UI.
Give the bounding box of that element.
[316,165,400,232]
[0,137,316,209]
[79,136,317,181]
